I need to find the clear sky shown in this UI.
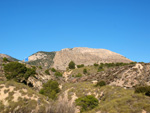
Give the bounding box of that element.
[0,0,150,62]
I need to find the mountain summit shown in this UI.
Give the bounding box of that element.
[27,47,132,70]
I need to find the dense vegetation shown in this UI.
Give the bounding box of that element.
[135,86,150,96]
[75,95,99,112]
[4,62,36,82]
[39,80,60,99]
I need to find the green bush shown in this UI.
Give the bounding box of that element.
[96,81,106,87]
[75,73,82,77]
[45,69,50,75]
[3,57,9,62]
[39,80,60,99]
[145,91,150,96]
[75,95,99,112]
[4,62,36,82]
[68,61,75,69]
[51,68,56,72]
[94,63,99,67]
[83,68,87,74]
[98,65,104,72]
[54,72,62,77]
[77,64,84,68]
[135,86,150,94]
[39,66,42,69]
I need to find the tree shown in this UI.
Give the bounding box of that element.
[75,95,99,112]
[54,72,62,77]
[4,62,35,82]
[39,80,60,99]
[45,69,50,75]
[68,61,75,69]
[3,57,9,62]
[51,68,56,72]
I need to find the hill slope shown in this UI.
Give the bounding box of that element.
[0,54,18,61]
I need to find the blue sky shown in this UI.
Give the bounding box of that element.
[0,0,150,62]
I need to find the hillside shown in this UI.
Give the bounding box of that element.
[0,54,18,61]
[0,49,150,113]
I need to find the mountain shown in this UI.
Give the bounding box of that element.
[27,51,56,68]
[53,47,132,70]
[27,47,132,70]
[0,54,18,61]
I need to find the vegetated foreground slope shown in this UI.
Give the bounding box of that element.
[69,63,150,88]
[1,55,150,113]
[0,81,49,113]
[27,47,132,70]
[61,82,150,113]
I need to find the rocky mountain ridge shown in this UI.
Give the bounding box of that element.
[27,47,132,70]
[0,54,18,61]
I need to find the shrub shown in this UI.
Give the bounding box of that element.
[77,64,84,68]
[94,63,99,67]
[39,66,42,69]
[45,69,50,75]
[145,91,150,96]
[68,61,75,69]
[83,68,87,74]
[4,62,35,82]
[75,73,82,77]
[96,81,106,87]
[39,80,60,99]
[51,68,56,72]
[3,57,9,62]
[98,65,104,72]
[135,86,150,94]
[54,72,62,77]
[75,95,99,112]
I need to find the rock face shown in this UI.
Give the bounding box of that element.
[53,47,132,70]
[27,51,56,68]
